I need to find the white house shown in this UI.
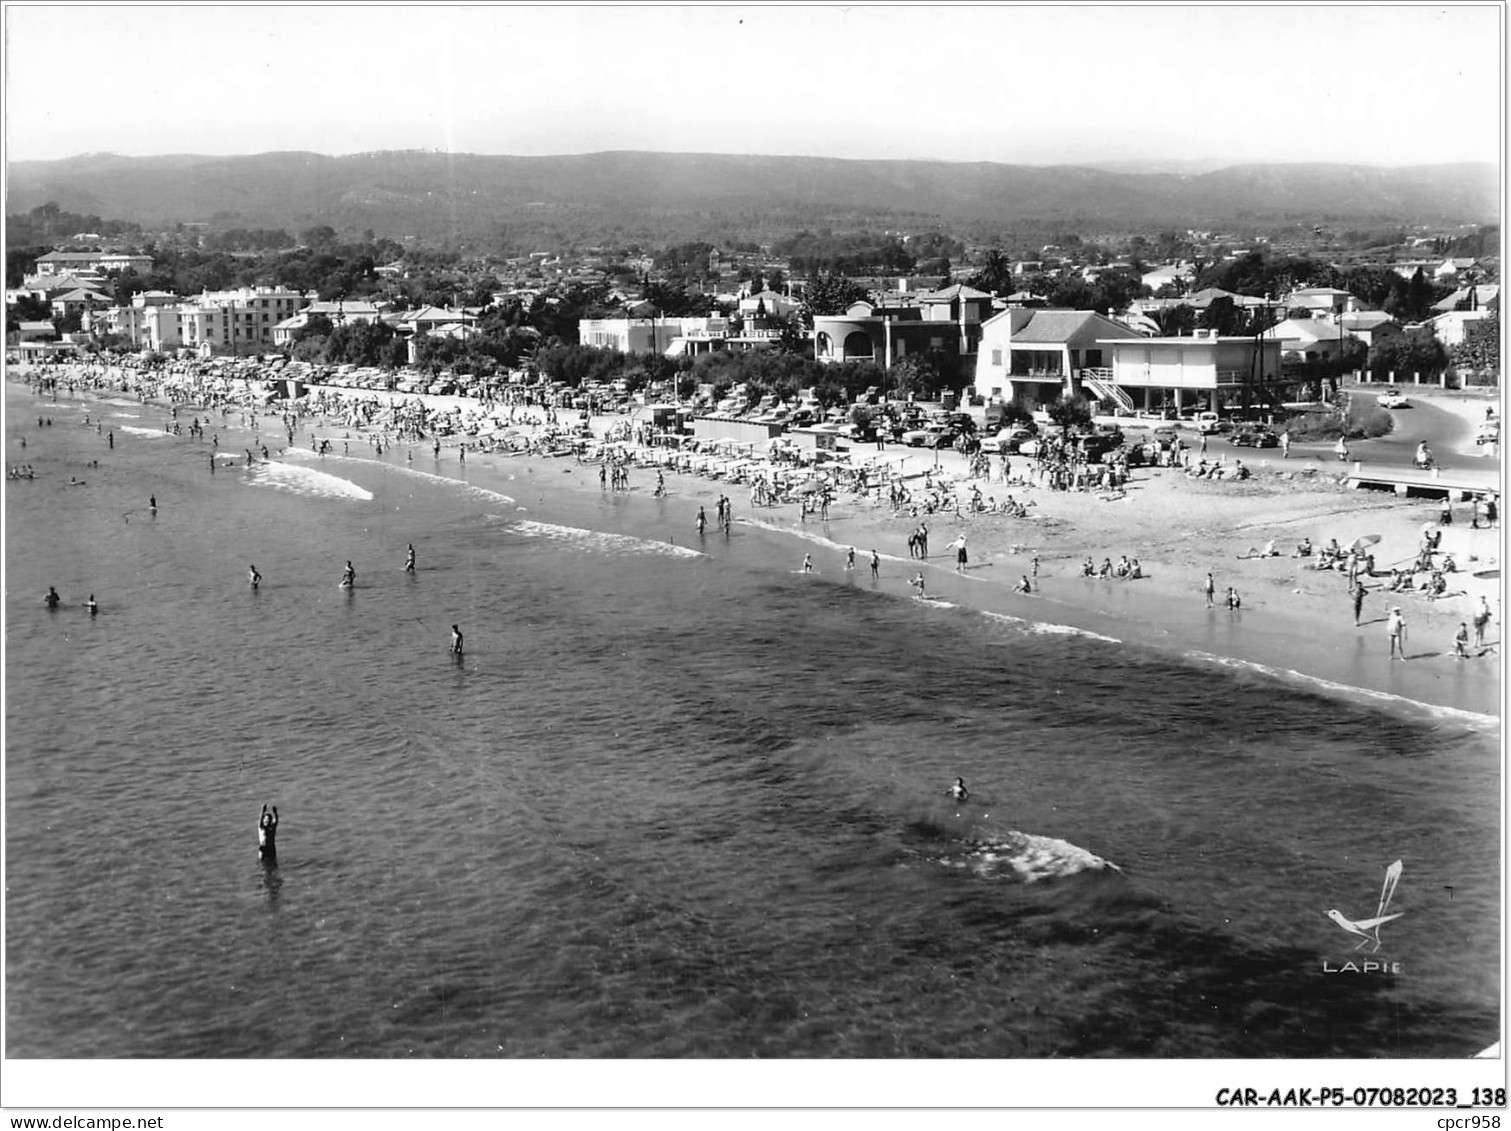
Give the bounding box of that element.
[971,308,1144,409]
[1433,257,1477,280]
[1091,331,1286,415]
[1427,308,1495,348]
[1261,317,1346,364]
[1140,262,1194,293]
[1286,287,1356,317]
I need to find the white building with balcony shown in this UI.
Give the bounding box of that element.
[1090,330,1285,415]
[972,308,1144,410]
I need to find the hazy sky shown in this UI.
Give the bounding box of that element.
[4,4,1503,167]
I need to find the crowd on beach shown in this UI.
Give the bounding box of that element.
[16,355,1502,677]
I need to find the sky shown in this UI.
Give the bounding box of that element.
[3,3,1504,168]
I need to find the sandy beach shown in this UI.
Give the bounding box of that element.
[447,384,1502,720]
[16,363,1503,719]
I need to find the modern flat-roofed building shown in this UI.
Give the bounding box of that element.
[1090,330,1285,415]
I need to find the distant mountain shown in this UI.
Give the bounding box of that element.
[5,150,1498,248]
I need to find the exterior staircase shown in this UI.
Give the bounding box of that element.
[1078,368,1135,414]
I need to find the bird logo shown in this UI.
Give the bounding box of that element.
[1327,860,1404,953]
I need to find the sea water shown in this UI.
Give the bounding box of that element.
[4,385,1499,1058]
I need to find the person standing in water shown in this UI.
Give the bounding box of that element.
[870,549,880,579]
[44,586,60,610]
[450,624,464,656]
[249,564,261,589]
[85,594,98,615]
[1387,605,1408,660]
[149,494,157,514]
[340,561,356,588]
[258,805,278,864]
[405,544,416,572]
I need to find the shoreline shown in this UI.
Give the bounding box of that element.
[11,364,1502,723]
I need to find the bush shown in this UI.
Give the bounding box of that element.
[1047,393,1093,429]
[1280,396,1394,442]
[1281,410,1344,441]
[1346,398,1395,439]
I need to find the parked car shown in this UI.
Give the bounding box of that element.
[1152,426,1179,449]
[1196,411,1231,434]
[1230,425,1279,448]
[1376,391,1410,408]
[1079,432,1124,462]
[903,424,957,448]
[1476,421,1500,445]
[991,426,1037,453]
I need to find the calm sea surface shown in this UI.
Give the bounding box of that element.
[4,383,1500,1058]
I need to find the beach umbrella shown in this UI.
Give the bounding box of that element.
[1350,534,1382,553]
[796,478,825,494]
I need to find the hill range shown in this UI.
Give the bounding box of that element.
[5,150,1499,248]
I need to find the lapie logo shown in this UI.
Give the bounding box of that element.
[1323,859,1404,974]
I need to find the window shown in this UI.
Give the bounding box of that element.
[991,348,1002,366]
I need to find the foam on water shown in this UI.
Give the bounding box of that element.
[247,461,374,502]
[940,832,1121,884]
[283,450,518,507]
[1184,649,1501,732]
[737,515,912,563]
[510,518,705,559]
[982,609,1122,644]
[120,425,171,439]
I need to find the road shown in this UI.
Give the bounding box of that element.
[1276,390,1499,474]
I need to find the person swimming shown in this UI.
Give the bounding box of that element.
[257,805,278,864]
[950,777,969,802]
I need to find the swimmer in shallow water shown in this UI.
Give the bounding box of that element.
[44,586,60,609]
[950,777,969,802]
[405,544,416,572]
[85,594,98,615]
[450,624,464,656]
[249,564,261,589]
[258,805,278,864]
[340,561,356,587]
